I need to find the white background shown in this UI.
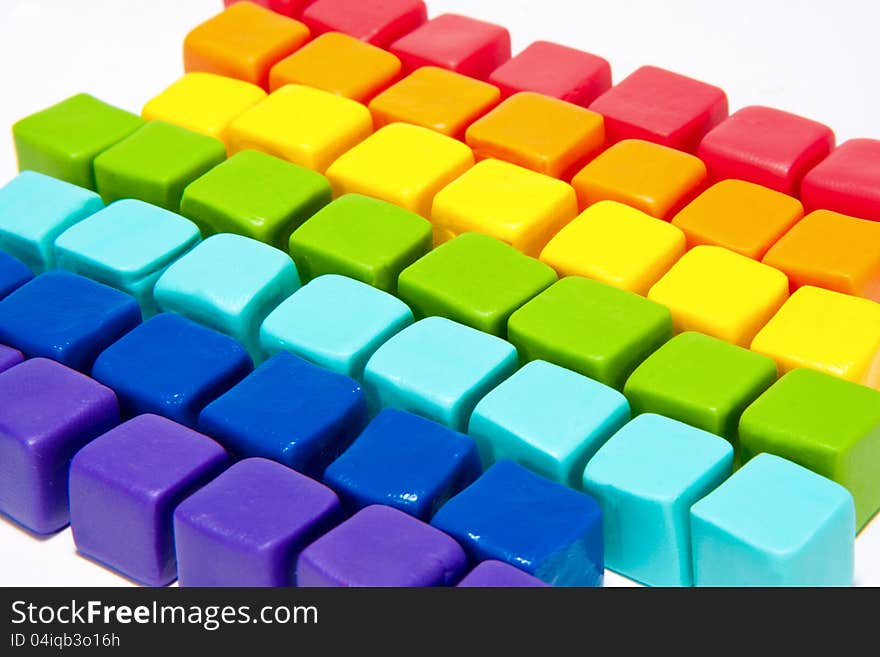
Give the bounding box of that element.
[0,0,878,587]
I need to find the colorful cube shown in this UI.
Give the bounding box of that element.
[301,0,427,48]
[457,561,548,588]
[0,252,33,300]
[223,0,314,17]
[801,139,880,222]
[0,344,24,373]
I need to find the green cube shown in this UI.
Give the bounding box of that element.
[740,368,880,530]
[93,121,226,211]
[398,233,557,337]
[508,276,672,389]
[289,194,432,294]
[13,93,144,190]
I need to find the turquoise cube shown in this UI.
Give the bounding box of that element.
[582,414,733,586]
[690,453,855,586]
[469,360,629,487]
[54,200,201,317]
[260,274,413,380]
[0,171,103,272]
[154,233,300,359]
[363,317,518,431]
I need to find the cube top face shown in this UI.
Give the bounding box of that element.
[648,245,790,348]
[325,123,474,218]
[368,66,500,139]
[180,149,331,250]
[801,138,880,222]
[227,84,374,173]
[302,0,427,48]
[698,106,835,196]
[457,560,548,587]
[224,0,313,17]
[488,40,612,108]
[672,179,804,260]
[183,2,311,89]
[0,252,32,301]
[571,138,707,219]
[289,193,431,293]
[540,200,686,295]
[12,93,144,190]
[296,504,466,587]
[269,32,402,102]
[0,171,104,273]
[508,276,673,390]
[389,13,511,80]
[398,232,558,337]
[0,344,24,373]
[763,209,880,302]
[589,65,728,153]
[465,92,606,179]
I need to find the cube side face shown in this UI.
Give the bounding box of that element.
[0,252,34,301]
[0,344,24,373]
[801,139,880,223]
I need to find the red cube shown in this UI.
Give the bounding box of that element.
[223,0,314,17]
[301,0,426,48]
[801,139,880,222]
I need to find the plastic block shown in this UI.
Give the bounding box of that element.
[457,561,548,587]
[690,453,854,586]
[432,460,603,587]
[540,200,686,295]
[465,92,605,179]
[183,3,310,89]
[223,0,315,17]
[508,277,672,389]
[93,121,226,212]
[672,179,804,259]
[571,139,707,219]
[0,344,23,373]
[154,233,300,358]
[12,94,144,190]
[323,408,480,519]
[698,106,835,195]
[0,272,141,372]
[398,233,557,336]
[801,139,880,222]
[69,415,229,586]
[763,209,880,301]
[174,458,342,586]
[260,274,413,379]
[325,123,474,218]
[269,32,401,101]
[589,65,728,153]
[0,252,33,300]
[740,368,880,529]
[390,13,510,80]
[289,194,431,293]
[583,414,733,586]
[0,358,119,534]
[91,313,252,427]
[301,0,426,47]
[297,505,466,587]
[648,246,789,347]
[750,286,880,387]
[363,317,518,431]
[54,199,201,316]
[0,171,104,272]
[488,41,611,107]
[369,66,500,139]
[180,150,331,249]
[469,360,629,486]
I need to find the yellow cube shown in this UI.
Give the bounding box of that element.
[325,123,474,218]
[142,72,266,149]
[648,245,789,347]
[431,159,578,256]
[540,200,686,294]
[751,286,880,387]
[226,84,373,172]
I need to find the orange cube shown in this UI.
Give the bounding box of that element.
[465,92,605,179]
[184,3,311,90]
[369,67,500,140]
[571,139,706,219]
[672,179,804,259]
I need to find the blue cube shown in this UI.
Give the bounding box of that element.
[0,271,141,372]
[431,460,604,587]
[469,360,630,487]
[0,251,33,300]
[324,408,481,519]
[92,313,252,427]
[260,274,413,379]
[198,352,367,477]
[582,414,733,586]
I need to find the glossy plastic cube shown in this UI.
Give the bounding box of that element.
[301,0,426,48]
[801,139,880,222]
[0,252,33,300]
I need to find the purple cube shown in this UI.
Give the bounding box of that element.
[457,560,549,587]
[0,358,119,534]
[0,344,23,373]
[173,458,342,587]
[296,505,467,587]
[69,414,230,586]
